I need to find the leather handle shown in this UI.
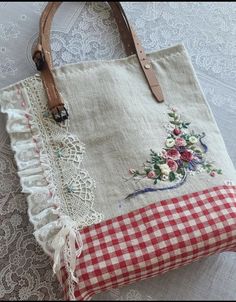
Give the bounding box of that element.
[33,2,164,123]
[40,2,136,66]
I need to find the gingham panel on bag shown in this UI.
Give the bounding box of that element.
[61,185,236,300]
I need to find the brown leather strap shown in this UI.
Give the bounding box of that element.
[33,2,164,122]
[114,2,164,102]
[41,2,136,65]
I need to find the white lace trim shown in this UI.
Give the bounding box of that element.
[0,75,104,299]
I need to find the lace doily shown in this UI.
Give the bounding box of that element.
[0,75,104,299]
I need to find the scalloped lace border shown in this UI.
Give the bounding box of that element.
[0,75,104,299]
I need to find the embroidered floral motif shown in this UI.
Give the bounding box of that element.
[128,107,222,186]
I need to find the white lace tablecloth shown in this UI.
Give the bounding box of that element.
[0,2,235,301]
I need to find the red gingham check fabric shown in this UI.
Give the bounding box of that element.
[60,185,236,300]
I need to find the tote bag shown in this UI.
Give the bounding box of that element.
[0,2,236,301]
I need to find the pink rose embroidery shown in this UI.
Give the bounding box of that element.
[175,137,187,146]
[127,108,222,191]
[210,171,216,177]
[147,171,156,179]
[181,150,193,162]
[173,128,181,136]
[166,148,181,160]
[167,159,178,172]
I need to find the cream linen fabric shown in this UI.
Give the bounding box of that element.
[1,2,236,301]
[54,43,236,220]
[0,44,235,228]
[0,42,236,299]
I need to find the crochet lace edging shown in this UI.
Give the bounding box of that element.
[0,77,103,299]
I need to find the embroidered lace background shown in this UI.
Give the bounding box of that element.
[0,2,236,301]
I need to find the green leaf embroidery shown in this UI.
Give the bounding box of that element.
[144,168,151,173]
[154,165,161,176]
[169,172,176,182]
[127,108,222,188]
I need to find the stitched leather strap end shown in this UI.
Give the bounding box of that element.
[35,2,165,123]
[151,85,164,103]
[32,44,45,71]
